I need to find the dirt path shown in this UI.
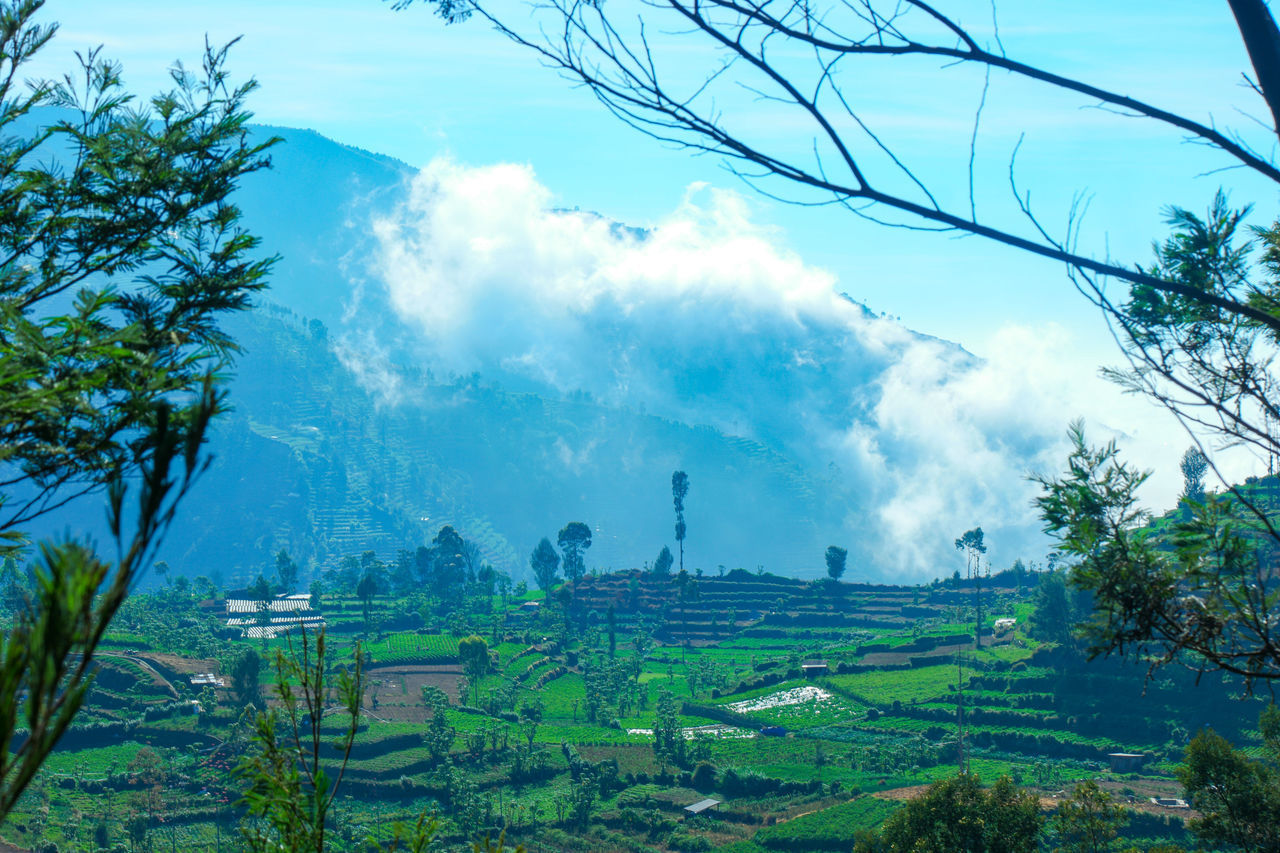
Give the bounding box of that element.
[875,784,1198,819]
[97,652,179,699]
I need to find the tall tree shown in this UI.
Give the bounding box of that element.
[529,537,561,600]
[1180,446,1209,504]
[274,549,298,594]
[0,2,273,819]
[954,528,987,648]
[1027,571,1079,647]
[457,635,491,705]
[356,571,378,631]
[824,545,848,583]
[557,522,592,583]
[671,471,689,574]
[431,526,467,598]
[230,648,264,711]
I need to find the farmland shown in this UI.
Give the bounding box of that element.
[0,565,1256,852]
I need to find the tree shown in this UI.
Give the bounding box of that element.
[1035,423,1280,685]
[860,773,1043,853]
[1180,446,1209,505]
[430,526,467,599]
[249,573,274,634]
[529,537,561,602]
[230,647,264,711]
[1051,780,1128,853]
[0,2,273,819]
[249,573,272,608]
[458,635,491,705]
[422,686,455,764]
[652,544,674,577]
[671,471,689,574]
[955,528,987,648]
[1176,705,1280,853]
[356,571,378,632]
[1027,570,1079,646]
[275,549,299,594]
[235,627,437,853]
[824,545,847,582]
[652,688,685,767]
[557,522,592,583]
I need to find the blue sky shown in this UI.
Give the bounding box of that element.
[31,1,1280,511]
[35,2,1277,347]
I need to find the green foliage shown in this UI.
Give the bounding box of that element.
[1178,706,1280,853]
[459,634,491,704]
[530,537,560,596]
[423,686,456,764]
[862,773,1043,853]
[0,0,272,817]
[825,545,848,582]
[230,646,263,711]
[652,687,685,767]
[557,522,592,582]
[1028,571,1082,646]
[1051,780,1127,853]
[1179,446,1208,505]
[756,797,898,850]
[275,549,299,593]
[1037,422,1280,683]
[653,544,674,576]
[236,628,364,852]
[672,470,689,572]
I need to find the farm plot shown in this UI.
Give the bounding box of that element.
[827,666,955,705]
[363,633,460,665]
[365,664,463,715]
[754,796,900,851]
[718,684,860,730]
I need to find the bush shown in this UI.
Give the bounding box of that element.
[669,832,712,852]
[692,762,717,792]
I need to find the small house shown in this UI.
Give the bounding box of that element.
[684,798,720,816]
[1150,797,1189,809]
[1108,752,1144,773]
[993,617,1017,632]
[801,660,829,677]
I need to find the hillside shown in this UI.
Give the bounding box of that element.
[25,122,1060,584]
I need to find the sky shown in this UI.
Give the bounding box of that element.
[28,1,1280,526]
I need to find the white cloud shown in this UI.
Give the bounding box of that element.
[364,158,1253,578]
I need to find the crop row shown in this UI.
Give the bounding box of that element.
[754,796,900,850]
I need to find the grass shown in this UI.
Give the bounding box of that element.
[827,666,955,705]
[754,796,900,850]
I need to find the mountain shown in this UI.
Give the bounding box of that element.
[30,125,1062,586]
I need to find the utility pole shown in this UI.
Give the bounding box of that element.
[956,650,968,775]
